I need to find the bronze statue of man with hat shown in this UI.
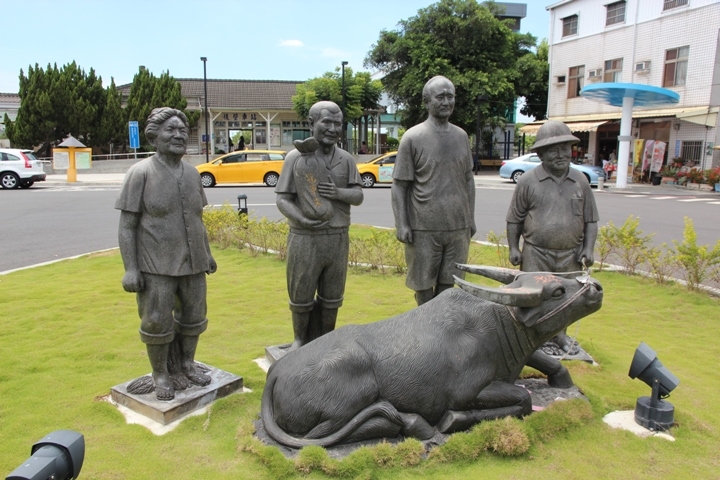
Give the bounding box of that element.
[505,120,599,365]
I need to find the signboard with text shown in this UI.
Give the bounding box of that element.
[129,121,140,149]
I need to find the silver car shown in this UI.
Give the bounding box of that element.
[499,153,606,185]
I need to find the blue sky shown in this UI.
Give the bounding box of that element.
[1,0,550,93]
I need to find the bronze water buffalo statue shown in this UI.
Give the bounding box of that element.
[261,265,603,448]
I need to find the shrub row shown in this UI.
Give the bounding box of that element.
[204,206,720,293]
[596,216,720,291]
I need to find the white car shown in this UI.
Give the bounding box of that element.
[0,148,47,189]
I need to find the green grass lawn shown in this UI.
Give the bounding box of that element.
[1,245,719,479]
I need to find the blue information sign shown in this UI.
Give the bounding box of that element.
[129,121,140,149]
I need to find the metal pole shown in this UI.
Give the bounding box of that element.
[201,57,209,163]
[341,61,348,150]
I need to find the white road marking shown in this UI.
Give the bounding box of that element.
[650,196,676,200]
[708,202,720,205]
[624,194,646,198]
[677,198,714,202]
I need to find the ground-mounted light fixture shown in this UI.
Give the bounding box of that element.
[237,193,248,216]
[6,430,84,480]
[628,342,680,431]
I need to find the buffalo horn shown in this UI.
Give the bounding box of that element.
[453,275,543,307]
[455,264,519,285]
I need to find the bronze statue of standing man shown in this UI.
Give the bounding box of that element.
[276,101,364,351]
[505,120,599,386]
[116,107,217,401]
[392,76,476,305]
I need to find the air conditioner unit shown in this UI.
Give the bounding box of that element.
[555,75,566,85]
[635,61,650,73]
[588,69,602,79]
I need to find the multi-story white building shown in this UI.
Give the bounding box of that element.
[528,0,719,169]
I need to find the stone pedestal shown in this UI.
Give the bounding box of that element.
[265,344,291,364]
[111,364,243,425]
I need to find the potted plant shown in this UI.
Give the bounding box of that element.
[672,157,684,168]
[659,166,678,184]
[676,170,688,186]
[704,166,720,192]
[686,168,705,188]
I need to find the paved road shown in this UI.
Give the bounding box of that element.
[2,173,719,273]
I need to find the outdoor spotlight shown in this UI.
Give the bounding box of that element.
[628,342,680,431]
[237,193,248,216]
[6,430,84,480]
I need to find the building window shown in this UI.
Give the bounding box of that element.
[282,129,311,145]
[604,58,623,82]
[567,65,585,98]
[663,46,689,87]
[255,129,266,145]
[681,141,703,164]
[664,0,688,11]
[606,1,626,25]
[562,15,578,37]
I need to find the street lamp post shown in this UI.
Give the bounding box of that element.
[341,61,348,150]
[200,57,209,163]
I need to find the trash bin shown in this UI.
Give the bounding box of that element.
[651,173,662,186]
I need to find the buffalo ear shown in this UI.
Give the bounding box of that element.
[454,276,543,307]
[455,264,519,285]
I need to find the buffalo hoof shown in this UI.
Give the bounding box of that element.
[399,413,435,440]
[547,366,574,389]
[437,411,475,434]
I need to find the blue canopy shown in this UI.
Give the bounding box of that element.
[580,83,679,108]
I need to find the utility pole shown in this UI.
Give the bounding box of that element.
[200,57,209,163]
[341,61,348,150]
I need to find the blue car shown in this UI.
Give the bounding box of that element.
[499,153,606,185]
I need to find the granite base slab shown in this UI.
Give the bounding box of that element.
[111,363,243,425]
[265,344,292,364]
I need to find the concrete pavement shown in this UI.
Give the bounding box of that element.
[41,170,720,197]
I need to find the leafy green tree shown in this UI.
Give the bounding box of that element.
[125,68,200,150]
[364,0,539,133]
[5,63,64,153]
[516,39,549,121]
[292,67,383,122]
[4,62,113,154]
[95,79,126,150]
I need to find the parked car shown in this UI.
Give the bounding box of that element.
[0,148,46,189]
[499,153,606,185]
[356,151,397,187]
[196,150,286,187]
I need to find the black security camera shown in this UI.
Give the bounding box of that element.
[6,430,84,480]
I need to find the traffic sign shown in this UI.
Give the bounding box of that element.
[129,121,140,149]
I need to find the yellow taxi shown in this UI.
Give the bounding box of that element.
[356,151,397,187]
[196,150,286,187]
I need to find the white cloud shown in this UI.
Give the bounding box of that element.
[278,39,304,47]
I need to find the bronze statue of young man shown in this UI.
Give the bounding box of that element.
[116,107,217,401]
[275,101,363,352]
[392,76,476,306]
